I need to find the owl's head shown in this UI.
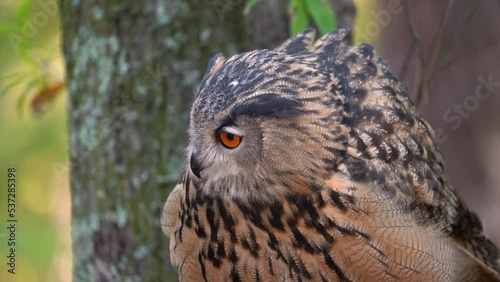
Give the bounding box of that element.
[187,29,354,203]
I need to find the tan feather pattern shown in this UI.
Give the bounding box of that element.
[163,29,500,281]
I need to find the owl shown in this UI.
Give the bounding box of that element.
[162,29,500,281]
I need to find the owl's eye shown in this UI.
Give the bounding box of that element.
[218,131,242,149]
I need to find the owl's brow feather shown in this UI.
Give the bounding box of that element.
[227,93,311,120]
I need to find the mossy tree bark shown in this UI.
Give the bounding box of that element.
[60,1,244,280]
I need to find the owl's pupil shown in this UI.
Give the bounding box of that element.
[226,133,234,140]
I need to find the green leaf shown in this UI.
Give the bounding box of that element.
[0,71,30,81]
[0,22,15,35]
[305,0,337,35]
[289,0,309,36]
[18,43,38,69]
[243,0,261,15]
[16,79,40,116]
[0,75,28,97]
[15,0,33,27]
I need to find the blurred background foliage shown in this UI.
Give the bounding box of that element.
[0,0,70,281]
[263,0,338,35]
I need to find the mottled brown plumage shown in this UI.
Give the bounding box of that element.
[162,29,500,281]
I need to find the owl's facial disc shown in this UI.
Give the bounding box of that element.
[189,125,247,180]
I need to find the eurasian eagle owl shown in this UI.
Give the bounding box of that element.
[162,29,500,282]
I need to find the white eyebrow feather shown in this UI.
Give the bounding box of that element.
[221,126,242,136]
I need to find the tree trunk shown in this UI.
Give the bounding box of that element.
[60,1,245,280]
[60,0,353,280]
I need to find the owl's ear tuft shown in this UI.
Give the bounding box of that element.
[274,28,316,54]
[197,53,226,97]
[313,28,352,55]
[205,53,226,76]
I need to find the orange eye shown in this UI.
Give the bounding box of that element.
[218,131,242,149]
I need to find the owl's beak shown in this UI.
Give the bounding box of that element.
[190,153,204,179]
